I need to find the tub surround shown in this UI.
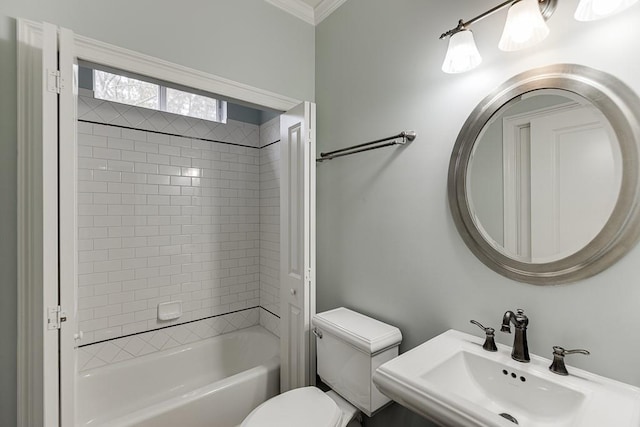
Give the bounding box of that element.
[76,96,281,349]
[259,116,281,327]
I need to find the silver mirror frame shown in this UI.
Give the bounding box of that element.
[448,64,640,285]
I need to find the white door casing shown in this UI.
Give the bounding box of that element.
[16,20,61,427]
[58,26,79,427]
[280,102,317,392]
[42,22,61,427]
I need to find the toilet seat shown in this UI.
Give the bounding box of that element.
[241,387,343,427]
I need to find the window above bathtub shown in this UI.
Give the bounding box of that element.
[79,63,227,124]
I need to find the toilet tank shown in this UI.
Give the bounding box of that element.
[312,308,402,417]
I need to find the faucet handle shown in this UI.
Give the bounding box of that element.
[549,346,590,376]
[470,320,498,352]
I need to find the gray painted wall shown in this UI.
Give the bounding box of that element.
[0,1,314,424]
[315,1,640,425]
[0,15,18,427]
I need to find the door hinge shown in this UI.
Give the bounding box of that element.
[47,306,67,330]
[305,268,312,283]
[47,69,62,94]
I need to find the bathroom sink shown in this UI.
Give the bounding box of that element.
[372,330,640,426]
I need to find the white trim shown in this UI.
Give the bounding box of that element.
[17,19,61,427]
[264,0,347,25]
[265,0,315,25]
[315,0,349,24]
[41,22,61,427]
[74,33,300,112]
[58,26,78,427]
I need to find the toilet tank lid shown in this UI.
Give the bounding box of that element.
[312,308,402,355]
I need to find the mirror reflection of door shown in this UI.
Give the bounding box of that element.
[502,101,621,262]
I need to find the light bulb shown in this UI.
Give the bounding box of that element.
[499,0,550,51]
[442,29,482,74]
[575,0,639,21]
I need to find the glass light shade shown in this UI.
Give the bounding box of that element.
[498,0,550,52]
[575,0,639,21]
[442,30,482,74]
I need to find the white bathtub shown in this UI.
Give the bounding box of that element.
[77,325,280,427]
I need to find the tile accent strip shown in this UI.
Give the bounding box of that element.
[259,307,280,338]
[77,307,260,371]
[78,95,260,147]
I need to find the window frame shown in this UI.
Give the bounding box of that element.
[91,67,227,123]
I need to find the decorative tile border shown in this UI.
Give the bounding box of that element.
[259,307,280,338]
[78,95,260,148]
[259,116,280,147]
[77,307,260,371]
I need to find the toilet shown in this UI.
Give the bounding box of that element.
[242,307,402,427]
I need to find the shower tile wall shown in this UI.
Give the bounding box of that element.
[259,117,281,337]
[76,96,262,346]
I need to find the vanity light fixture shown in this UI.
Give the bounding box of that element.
[574,0,639,21]
[498,0,550,51]
[440,0,558,74]
[441,29,482,74]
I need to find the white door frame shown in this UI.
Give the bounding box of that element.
[17,18,307,426]
[279,102,317,392]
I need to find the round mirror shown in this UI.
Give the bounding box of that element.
[448,64,640,284]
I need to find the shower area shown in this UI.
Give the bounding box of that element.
[73,64,284,426]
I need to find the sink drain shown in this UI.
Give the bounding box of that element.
[499,413,519,424]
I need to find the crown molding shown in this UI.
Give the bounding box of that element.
[314,0,349,24]
[265,0,315,25]
[265,0,348,26]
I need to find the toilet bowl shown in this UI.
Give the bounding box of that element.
[241,308,402,427]
[241,386,360,427]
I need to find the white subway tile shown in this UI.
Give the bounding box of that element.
[159,145,180,156]
[148,153,171,165]
[109,313,135,327]
[93,124,122,138]
[93,193,122,205]
[79,133,107,148]
[108,138,134,151]
[135,288,159,300]
[158,185,181,196]
[122,173,147,184]
[121,128,147,141]
[94,304,122,319]
[94,216,122,227]
[148,175,170,185]
[108,183,134,194]
[93,147,121,160]
[122,279,147,291]
[135,163,158,174]
[122,300,147,313]
[121,151,146,163]
[79,295,109,309]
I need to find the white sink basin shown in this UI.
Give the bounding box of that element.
[372,329,640,427]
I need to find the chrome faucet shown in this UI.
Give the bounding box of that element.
[501,309,530,362]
